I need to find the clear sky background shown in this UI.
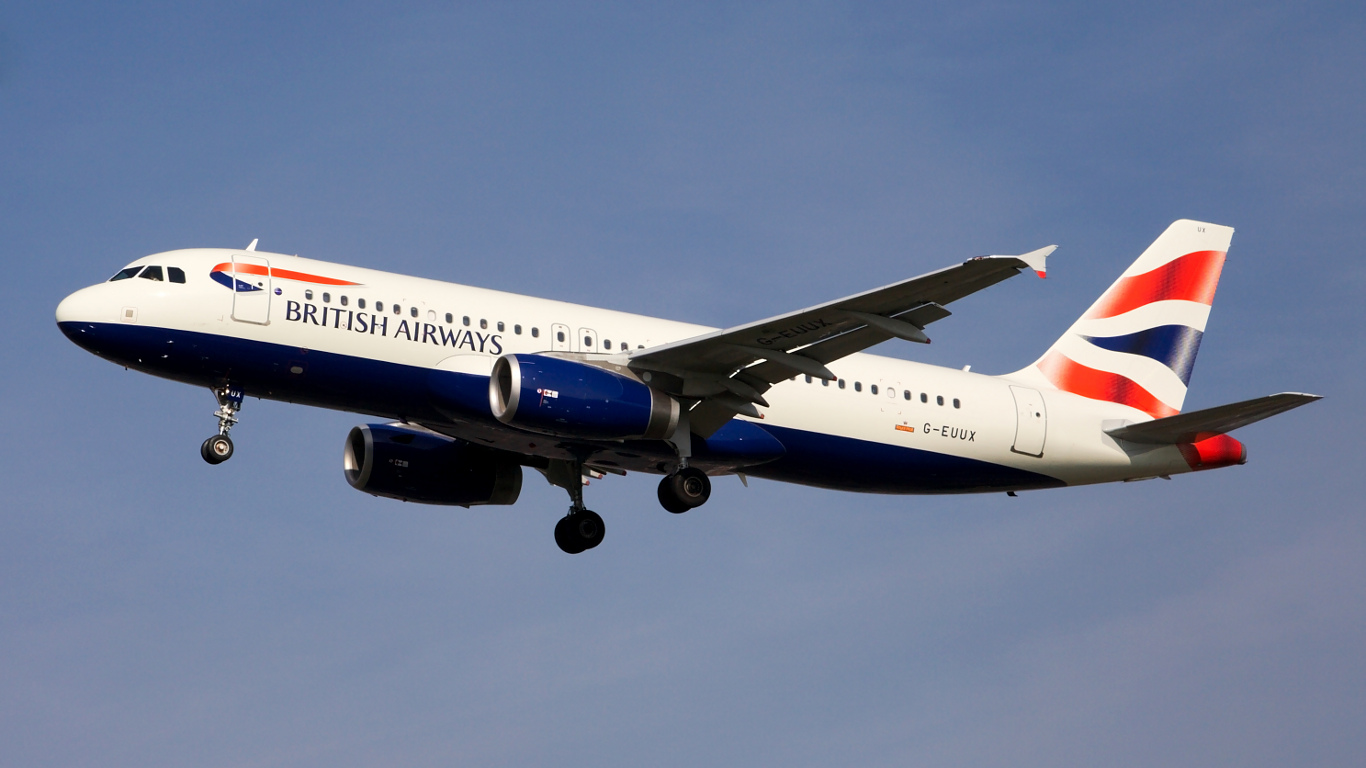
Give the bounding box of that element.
[2,2,1363,766]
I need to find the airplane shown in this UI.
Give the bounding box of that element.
[55,220,1319,553]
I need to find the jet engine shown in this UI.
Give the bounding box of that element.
[489,354,679,440]
[344,424,523,506]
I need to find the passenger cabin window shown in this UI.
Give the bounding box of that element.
[903,390,911,400]
[480,319,488,329]
[375,301,383,312]
[463,316,470,326]
[306,290,314,300]
[109,266,143,281]
[870,384,878,395]
[322,292,331,303]
[838,379,846,389]
[937,395,944,406]
[394,304,401,315]
[410,306,418,318]
[497,321,505,332]
[138,266,164,281]
[603,339,611,349]
[340,296,348,307]
[167,267,186,283]
[854,381,862,392]
[445,313,453,324]
[557,331,566,343]
[805,375,812,383]
[531,327,539,338]
[921,393,928,403]
[358,298,366,309]
[953,398,961,409]
[514,324,522,335]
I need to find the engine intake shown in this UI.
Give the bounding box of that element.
[489,354,679,440]
[344,424,522,506]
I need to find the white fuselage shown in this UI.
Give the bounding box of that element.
[57,248,1204,493]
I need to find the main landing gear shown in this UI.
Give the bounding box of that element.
[200,385,243,465]
[549,457,606,554]
[545,432,712,553]
[657,466,711,514]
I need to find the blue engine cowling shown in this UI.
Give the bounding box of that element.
[489,354,679,440]
[344,424,523,506]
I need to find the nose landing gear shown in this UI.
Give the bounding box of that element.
[201,385,243,465]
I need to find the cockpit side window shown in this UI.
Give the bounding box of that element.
[109,266,143,281]
[167,267,186,283]
[138,266,164,281]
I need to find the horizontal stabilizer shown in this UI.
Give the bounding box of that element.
[1105,392,1321,445]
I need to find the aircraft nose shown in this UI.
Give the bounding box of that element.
[56,286,99,325]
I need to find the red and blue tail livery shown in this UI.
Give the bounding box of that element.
[1022,220,1230,418]
[56,221,1319,554]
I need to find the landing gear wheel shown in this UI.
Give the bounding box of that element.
[657,480,691,514]
[658,467,711,513]
[201,434,234,465]
[554,510,605,554]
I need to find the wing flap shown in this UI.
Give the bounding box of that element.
[1105,392,1322,445]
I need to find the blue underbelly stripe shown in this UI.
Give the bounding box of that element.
[748,424,1065,493]
[59,321,1065,494]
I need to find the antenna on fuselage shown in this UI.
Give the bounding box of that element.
[245,239,258,251]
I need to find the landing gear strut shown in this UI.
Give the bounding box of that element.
[658,465,711,513]
[201,385,243,465]
[548,457,606,554]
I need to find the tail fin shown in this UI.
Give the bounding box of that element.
[1013,219,1233,418]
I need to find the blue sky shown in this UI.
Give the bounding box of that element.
[3,2,1363,766]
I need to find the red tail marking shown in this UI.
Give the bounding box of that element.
[1084,250,1225,320]
[1178,434,1246,471]
[1036,351,1177,418]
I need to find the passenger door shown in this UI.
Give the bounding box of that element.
[230,254,272,325]
[1009,385,1047,457]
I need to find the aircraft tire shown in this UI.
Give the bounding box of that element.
[657,478,692,514]
[555,510,605,554]
[201,435,234,465]
[663,467,711,511]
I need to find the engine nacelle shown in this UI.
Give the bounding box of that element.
[489,354,679,440]
[344,424,522,506]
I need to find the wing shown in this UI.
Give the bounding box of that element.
[1105,392,1322,445]
[628,246,1055,436]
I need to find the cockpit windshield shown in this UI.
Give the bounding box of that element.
[107,265,187,283]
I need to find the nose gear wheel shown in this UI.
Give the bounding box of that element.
[202,385,244,465]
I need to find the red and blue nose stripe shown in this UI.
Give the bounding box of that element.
[210,262,361,292]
